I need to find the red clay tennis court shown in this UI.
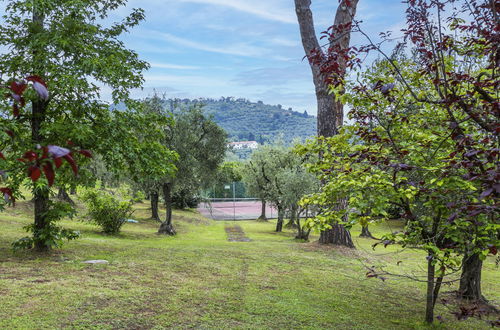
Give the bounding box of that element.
[197,199,277,220]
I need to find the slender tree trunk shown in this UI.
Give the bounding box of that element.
[158,182,176,235]
[57,188,75,205]
[295,216,311,241]
[257,199,267,221]
[33,188,50,252]
[285,205,299,228]
[359,224,373,238]
[150,190,160,222]
[275,207,284,232]
[458,253,483,300]
[425,257,436,324]
[32,99,49,252]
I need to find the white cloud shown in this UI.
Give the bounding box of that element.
[149,62,200,70]
[143,74,229,88]
[178,0,296,23]
[151,31,266,57]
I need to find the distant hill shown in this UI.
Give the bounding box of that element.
[163,97,317,144]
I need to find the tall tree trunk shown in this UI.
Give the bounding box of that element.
[295,0,358,249]
[257,199,267,221]
[458,253,483,300]
[150,190,160,222]
[318,198,355,247]
[31,0,50,252]
[275,206,284,232]
[158,182,176,235]
[32,99,49,252]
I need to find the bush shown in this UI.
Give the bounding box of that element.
[172,190,200,209]
[81,188,133,234]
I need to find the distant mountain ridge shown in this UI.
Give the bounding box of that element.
[163,97,317,144]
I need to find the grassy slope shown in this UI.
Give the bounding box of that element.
[0,200,498,329]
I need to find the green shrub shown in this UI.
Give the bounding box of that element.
[81,188,133,234]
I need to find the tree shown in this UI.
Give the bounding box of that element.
[294,0,359,247]
[211,161,243,199]
[0,0,149,251]
[280,158,318,240]
[127,95,177,222]
[241,153,273,222]
[158,105,227,235]
[242,144,318,234]
[242,144,291,229]
[302,49,500,323]
[338,0,499,306]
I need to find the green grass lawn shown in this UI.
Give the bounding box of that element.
[0,199,498,329]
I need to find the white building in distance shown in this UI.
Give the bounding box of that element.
[228,141,259,150]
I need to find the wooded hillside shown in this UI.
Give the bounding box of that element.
[163,97,317,144]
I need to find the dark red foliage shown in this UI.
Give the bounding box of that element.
[2,76,93,191]
[0,187,14,205]
[319,0,498,231]
[28,165,41,181]
[78,149,92,158]
[42,163,55,187]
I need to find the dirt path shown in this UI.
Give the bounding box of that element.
[224,224,251,242]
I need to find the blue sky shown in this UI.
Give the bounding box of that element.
[2,0,408,115]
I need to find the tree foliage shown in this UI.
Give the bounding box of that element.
[299,0,499,323]
[0,0,152,251]
[242,143,318,236]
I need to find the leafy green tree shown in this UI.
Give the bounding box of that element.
[0,0,149,251]
[298,55,498,323]
[242,144,318,235]
[241,153,273,221]
[158,105,227,235]
[103,96,177,221]
[209,161,244,199]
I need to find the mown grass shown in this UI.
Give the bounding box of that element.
[0,198,498,329]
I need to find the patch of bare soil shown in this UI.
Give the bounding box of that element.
[437,291,499,326]
[224,225,251,242]
[175,215,211,226]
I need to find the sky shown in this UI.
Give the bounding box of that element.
[1,0,408,115]
[105,0,409,115]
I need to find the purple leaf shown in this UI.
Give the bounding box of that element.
[447,212,458,223]
[32,81,49,100]
[479,188,494,199]
[464,150,480,158]
[47,145,70,159]
[12,94,22,103]
[381,83,395,94]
